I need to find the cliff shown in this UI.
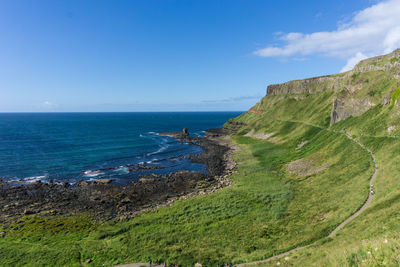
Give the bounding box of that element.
[251,49,400,125]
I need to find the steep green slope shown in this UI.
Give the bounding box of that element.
[229,49,400,266]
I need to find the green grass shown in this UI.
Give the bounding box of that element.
[391,88,400,107]
[0,120,372,266]
[262,135,400,266]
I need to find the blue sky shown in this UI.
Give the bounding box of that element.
[1,0,399,112]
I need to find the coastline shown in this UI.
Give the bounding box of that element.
[0,127,239,224]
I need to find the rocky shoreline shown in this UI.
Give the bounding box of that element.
[0,128,239,225]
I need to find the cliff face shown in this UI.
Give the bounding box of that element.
[260,49,400,124]
[267,76,339,96]
[330,98,375,124]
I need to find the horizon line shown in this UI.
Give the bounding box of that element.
[0,110,246,114]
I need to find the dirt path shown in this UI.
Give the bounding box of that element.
[328,132,377,237]
[236,130,378,266]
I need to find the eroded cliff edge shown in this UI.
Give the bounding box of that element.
[254,49,400,125]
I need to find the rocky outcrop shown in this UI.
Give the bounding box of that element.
[353,49,400,70]
[351,61,400,73]
[259,49,400,125]
[266,75,339,96]
[266,49,400,97]
[247,107,263,114]
[330,98,375,124]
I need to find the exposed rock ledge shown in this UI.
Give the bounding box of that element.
[0,128,240,224]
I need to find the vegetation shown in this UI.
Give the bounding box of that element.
[391,88,400,107]
[2,50,400,266]
[0,117,372,266]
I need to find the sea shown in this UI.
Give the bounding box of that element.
[0,112,242,184]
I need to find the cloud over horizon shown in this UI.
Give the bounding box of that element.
[40,101,58,110]
[201,94,264,103]
[254,0,400,72]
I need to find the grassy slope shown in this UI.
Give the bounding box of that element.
[2,52,400,266]
[245,55,400,266]
[0,97,372,266]
[261,105,400,266]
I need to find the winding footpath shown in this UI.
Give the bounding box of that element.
[236,130,378,266]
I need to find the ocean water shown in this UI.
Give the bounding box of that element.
[0,112,242,184]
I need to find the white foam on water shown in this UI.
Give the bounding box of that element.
[146,136,170,156]
[83,170,104,177]
[147,144,169,156]
[146,158,159,164]
[20,175,47,183]
[114,166,129,174]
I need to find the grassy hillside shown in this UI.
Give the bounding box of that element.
[2,50,400,266]
[0,120,372,266]
[231,49,400,266]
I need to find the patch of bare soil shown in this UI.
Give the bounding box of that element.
[244,129,275,140]
[288,158,330,177]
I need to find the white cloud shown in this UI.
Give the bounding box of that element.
[254,0,400,71]
[202,94,263,103]
[41,101,57,109]
[340,52,368,72]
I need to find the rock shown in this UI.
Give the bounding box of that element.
[85,259,92,264]
[137,165,162,170]
[139,178,155,183]
[23,209,34,215]
[0,232,5,238]
[95,179,113,184]
[383,96,392,105]
[183,127,189,136]
[121,197,132,204]
[128,167,138,172]
[47,209,56,215]
[76,180,89,187]
[330,97,375,125]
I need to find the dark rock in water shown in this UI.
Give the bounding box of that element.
[183,127,189,136]
[137,165,163,170]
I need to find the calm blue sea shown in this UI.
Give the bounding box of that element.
[0,112,242,184]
